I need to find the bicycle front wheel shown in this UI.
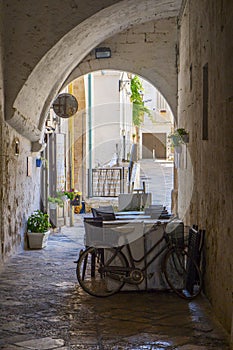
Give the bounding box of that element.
[76,247,128,297]
[163,248,202,300]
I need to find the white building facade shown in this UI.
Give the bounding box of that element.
[85,70,173,169]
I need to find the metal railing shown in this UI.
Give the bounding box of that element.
[90,167,128,197]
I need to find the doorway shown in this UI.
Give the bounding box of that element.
[142,133,166,159]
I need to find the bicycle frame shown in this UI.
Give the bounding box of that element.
[102,225,172,276]
[126,230,171,273]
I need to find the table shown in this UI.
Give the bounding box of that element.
[102,219,183,291]
[115,215,151,220]
[103,219,170,225]
[116,211,145,215]
[84,215,184,291]
[118,193,152,211]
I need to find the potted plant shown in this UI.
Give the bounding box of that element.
[27,210,51,249]
[169,128,189,146]
[177,128,189,143]
[63,189,82,205]
[63,189,76,201]
[168,128,189,153]
[48,196,64,209]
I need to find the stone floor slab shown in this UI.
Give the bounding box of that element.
[15,337,65,349]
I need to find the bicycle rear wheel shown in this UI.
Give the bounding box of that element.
[163,248,202,300]
[76,247,128,297]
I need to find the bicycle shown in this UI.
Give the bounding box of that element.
[76,220,203,300]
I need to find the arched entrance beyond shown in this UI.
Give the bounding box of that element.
[8,0,182,144]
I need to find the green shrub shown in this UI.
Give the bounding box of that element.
[27,210,51,233]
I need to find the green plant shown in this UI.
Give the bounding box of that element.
[176,128,188,136]
[168,128,189,146]
[27,210,51,233]
[63,189,81,201]
[130,76,152,127]
[48,196,64,207]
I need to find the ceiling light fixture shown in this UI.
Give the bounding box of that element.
[95,47,111,59]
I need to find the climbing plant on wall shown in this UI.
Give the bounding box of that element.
[130,75,151,127]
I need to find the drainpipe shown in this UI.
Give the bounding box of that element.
[88,73,93,197]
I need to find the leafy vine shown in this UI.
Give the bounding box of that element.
[130,76,152,127]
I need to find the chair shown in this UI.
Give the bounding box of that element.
[145,205,164,218]
[98,205,114,213]
[166,219,184,248]
[91,208,116,221]
[186,225,205,293]
[188,225,205,267]
[83,217,104,247]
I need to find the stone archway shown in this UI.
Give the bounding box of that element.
[63,14,178,118]
[7,0,181,146]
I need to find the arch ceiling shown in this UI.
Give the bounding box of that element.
[9,0,182,145]
[63,16,178,118]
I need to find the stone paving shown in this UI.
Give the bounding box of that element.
[0,215,231,350]
[139,159,174,211]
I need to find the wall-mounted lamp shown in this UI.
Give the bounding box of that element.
[14,139,20,156]
[95,47,111,59]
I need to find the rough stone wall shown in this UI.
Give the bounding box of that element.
[0,125,41,259]
[0,2,3,264]
[0,12,41,263]
[0,121,42,264]
[178,0,233,334]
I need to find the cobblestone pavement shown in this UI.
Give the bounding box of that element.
[0,215,231,350]
[139,160,173,211]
